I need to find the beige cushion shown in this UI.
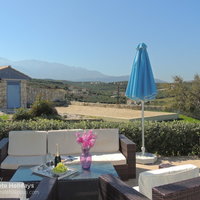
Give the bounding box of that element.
[48,129,119,155]
[138,164,199,200]
[1,155,46,170]
[62,151,126,166]
[90,151,126,165]
[0,182,26,200]
[8,131,47,156]
[48,129,82,155]
[90,129,119,153]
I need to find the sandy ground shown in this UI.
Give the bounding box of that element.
[125,156,200,187]
[56,105,178,121]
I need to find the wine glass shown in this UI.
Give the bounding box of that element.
[46,153,54,167]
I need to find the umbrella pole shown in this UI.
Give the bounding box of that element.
[141,100,145,155]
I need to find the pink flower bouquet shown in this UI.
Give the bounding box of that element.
[75,130,97,149]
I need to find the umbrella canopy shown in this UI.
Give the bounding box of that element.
[126,43,157,100]
[125,43,157,155]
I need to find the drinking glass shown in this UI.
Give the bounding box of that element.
[46,153,54,167]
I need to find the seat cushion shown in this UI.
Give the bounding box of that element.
[138,164,199,200]
[8,131,48,156]
[62,151,126,166]
[48,129,119,155]
[0,182,26,200]
[1,155,46,170]
[91,151,126,165]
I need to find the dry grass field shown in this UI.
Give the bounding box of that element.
[56,105,178,121]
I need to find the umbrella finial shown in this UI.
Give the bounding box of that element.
[137,43,147,50]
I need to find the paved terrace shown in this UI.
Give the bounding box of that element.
[56,105,178,121]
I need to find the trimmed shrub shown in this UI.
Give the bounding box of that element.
[12,99,60,121]
[12,108,32,121]
[30,98,58,117]
[0,119,199,156]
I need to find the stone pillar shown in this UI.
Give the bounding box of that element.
[21,80,27,108]
[0,80,7,109]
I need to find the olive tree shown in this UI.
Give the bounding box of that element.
[172,74,200,119]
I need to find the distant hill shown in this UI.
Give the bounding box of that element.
[0,57,165,83]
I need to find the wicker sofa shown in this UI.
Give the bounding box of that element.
[98,174,200,200]
[0,129,136,181]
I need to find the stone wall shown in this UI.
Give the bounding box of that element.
[27,87,67,105]
[0,80,7,109]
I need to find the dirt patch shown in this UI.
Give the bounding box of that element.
[56,105,178,121]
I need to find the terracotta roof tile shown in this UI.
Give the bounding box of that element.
[0,65,11,70]
[0,65,31,80]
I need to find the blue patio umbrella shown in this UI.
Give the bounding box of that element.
[126,43,157,155]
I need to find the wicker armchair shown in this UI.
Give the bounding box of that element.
[0,177,57,200]
[98,174,200,200]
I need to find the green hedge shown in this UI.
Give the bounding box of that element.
[0,119,199,156]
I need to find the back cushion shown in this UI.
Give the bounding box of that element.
[139,164,199,200]
[48,129,83,155]
[8,131,47,156]
[47,129,119,155]
[90,129,119,153]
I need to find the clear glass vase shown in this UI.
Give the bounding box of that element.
[80,147,92,170]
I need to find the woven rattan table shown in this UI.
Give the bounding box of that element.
[11,162,118,200]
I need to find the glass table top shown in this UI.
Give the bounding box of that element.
[10,162,118,182]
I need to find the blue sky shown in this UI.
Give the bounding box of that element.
[0,0,200,82]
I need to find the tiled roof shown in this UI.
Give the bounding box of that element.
[0,65,11,70]
[0,65,31,80]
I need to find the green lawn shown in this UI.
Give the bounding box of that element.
[0,115,10,120]
[179,114,200,123]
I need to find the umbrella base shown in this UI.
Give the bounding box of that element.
[136,152,157,164]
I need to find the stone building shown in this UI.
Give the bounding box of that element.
[0,65,31,110]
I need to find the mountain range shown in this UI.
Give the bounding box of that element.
[0,57,165,83]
